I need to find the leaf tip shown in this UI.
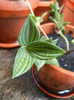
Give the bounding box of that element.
[12,75,15,79]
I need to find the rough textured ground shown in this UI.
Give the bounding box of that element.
[0,47,74,100]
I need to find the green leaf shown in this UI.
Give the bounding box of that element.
[52,39,58,45]
[71,39,74,45]
[49,16,57,23]
[12,46,33,79]
[40,36,46,41]
[40,36,53,43]
[55,11,60,21]
[40,36,58,45]
[50,4,55,9]
[63,22,70,26]
[31,15,43,26]
[41,12,48,19]
[34,58,45,71]
[36,17,43,26]
[60,13,64,22]
[59,5,64,13]
[45,38,58,45]
[27,41,66,60]
[46,37,52,43]
[18,14,40,46]
[61,26,66,33]
[56,21,63,30]
[54,1,59,10]
[31,12,48,26]
[46,58,60,66]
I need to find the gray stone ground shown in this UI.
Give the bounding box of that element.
[0,48,74,100]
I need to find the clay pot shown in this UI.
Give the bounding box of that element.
[34,23,74,92]
[0,0,39,48]
[34,0,55,24]
[62,0,74,26]
[0,0,55,48]
[57,0,66,6]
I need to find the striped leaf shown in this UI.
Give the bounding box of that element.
[46,58,60,67]
[12,46,33,79]
[18,14,40,46]
[27,41,66,60]
[34,58,45,71]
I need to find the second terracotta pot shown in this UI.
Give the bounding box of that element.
[0,0,39,47]
[0,0,55,48]
[62,0,74,26]
[34,0,55,24]
[35,23,74,92]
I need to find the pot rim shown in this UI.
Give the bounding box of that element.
[0,42,20,48]
[38,0,55,7]
[0,0,55,11]
[0,0,38,11]
[47,64,74,77]
[40,23,74,36]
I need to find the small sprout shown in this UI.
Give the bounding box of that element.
[49,1,70,51]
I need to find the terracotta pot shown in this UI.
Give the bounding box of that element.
[35,23,74,92]
[0,0,55,48]
[34,0,55,24]
[62,0,74,26]
[57,0,66,6]
[0,0,39,48]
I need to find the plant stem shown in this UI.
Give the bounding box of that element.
[65,49,74,55]
[26,0,49,39]
[58,32,69,51]
[38,25,49,39]
[26,0,35,16]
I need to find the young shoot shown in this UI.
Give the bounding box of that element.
[49,1,70,51]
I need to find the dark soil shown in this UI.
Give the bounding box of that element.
[48,32,74,72]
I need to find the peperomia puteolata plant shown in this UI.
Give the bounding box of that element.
[12,0,74,79]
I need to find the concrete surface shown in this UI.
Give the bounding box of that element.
[0,48,74,100]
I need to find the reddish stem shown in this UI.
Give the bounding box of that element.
[65,49,74,55]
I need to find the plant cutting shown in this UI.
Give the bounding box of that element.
[12,0,74,98]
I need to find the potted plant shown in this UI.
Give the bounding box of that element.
[0,0,54,48]
[12,0,74,98]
